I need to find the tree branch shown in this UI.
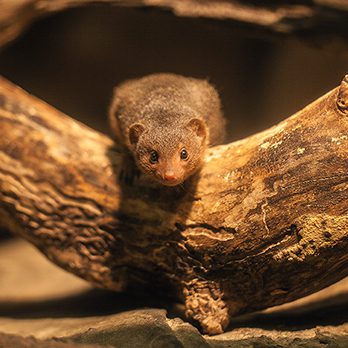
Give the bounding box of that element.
[0,75,347,334]
[1,0,348,48]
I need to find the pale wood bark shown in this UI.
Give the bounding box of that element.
[0,75,347,334]
[1,0,348,48]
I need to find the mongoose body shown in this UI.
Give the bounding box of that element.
[109,73,225,186]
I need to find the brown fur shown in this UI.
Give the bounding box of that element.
[109,73,226,186]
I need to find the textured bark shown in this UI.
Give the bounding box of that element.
[0,75,347,334]
[1,0,348,48]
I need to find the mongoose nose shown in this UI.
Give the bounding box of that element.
[163,171,177,181]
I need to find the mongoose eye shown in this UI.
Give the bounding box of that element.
[180,149,188,160]
[149,150,159,164]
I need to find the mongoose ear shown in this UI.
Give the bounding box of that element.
[186,118,207,139]
[128,124,145,145]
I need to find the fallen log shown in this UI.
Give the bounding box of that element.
[0,75,347,334]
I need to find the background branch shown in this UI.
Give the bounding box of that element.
[1,0,348,48]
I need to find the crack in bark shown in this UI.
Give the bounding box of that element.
[179,222,237,235]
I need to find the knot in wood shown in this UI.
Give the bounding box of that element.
[336,74,348,115]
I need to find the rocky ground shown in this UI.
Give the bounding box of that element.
[0,238,347,347]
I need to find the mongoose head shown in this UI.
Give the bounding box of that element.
[128,119,207,186]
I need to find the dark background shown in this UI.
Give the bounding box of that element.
[0,5,347,143]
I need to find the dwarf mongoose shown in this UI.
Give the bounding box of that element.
[109,73,225,186]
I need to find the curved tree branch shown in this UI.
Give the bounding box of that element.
[0,75,347,334]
